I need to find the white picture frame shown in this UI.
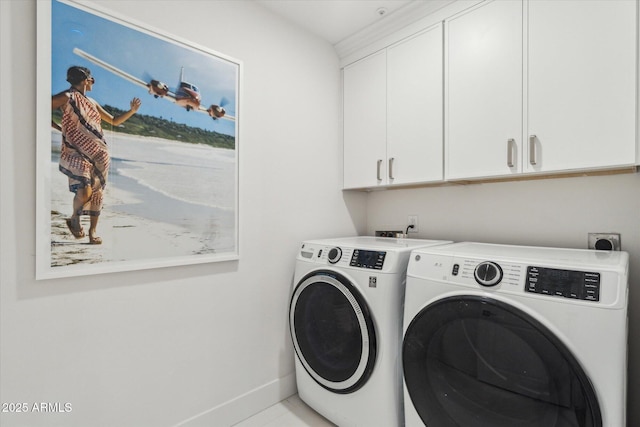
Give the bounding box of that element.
[36,0,241,279]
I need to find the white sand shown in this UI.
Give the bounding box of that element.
[50,169,210,267]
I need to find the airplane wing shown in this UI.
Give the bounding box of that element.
[74,47,235,122]
[73,47,177,100]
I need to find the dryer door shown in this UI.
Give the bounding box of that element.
[403,296,601,427]
[290,270,376,394]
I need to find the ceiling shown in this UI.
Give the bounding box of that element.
[255,0,415,45]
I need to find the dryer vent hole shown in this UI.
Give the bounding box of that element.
[595,239,613,251]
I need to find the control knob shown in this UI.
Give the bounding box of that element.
[474,261,503,287]
[328,247,342,264]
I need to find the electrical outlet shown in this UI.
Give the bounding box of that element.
[408,215,419,233]
[588,233,621,251]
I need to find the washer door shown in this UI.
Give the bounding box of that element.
[290,270,376,394]
[403,296,601,427]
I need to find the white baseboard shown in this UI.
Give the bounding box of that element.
[172,373,297,427]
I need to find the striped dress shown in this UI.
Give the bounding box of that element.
[58,89,109,217]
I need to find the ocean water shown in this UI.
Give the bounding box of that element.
[109,133,236,211]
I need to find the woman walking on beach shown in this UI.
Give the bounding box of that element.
[52,66,141,244]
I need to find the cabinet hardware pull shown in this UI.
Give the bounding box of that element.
[377,159,383,181]
[507,139,515,167]
[529,135,537,165]
[389,158,395,180]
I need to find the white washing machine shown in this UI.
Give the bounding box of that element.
[402,242,629,427]
[290,236,452,427]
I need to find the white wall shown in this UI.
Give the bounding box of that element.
[0,1,366,426]
[367,172,640,425]
[3,1,638,426]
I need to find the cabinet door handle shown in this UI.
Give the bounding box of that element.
[389,157,395,180]
[529,135,537,165]
[377,159,383,181]
[507,139,515,167]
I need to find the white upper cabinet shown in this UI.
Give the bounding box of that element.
[343,24,444,189]
[526,0,637,173]
[387,24,444,186]
[445,0,637,181]
[445,0,523,180]
[344,0,638,188]
[343,51,387,190]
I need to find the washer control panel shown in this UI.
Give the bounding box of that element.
[526,266,601,301]
[300,243,390,270]
[350,249,386,270]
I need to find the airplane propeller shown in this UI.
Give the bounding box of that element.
[207,97,232,120]
[141,72,170,98]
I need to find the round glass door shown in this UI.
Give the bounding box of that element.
[290,270,376,394]
[403,296,601,427]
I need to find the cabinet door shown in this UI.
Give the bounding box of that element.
[527,0,637,172]
[343,51,387,189]
[445,0,523,180]
[387,23,444,185]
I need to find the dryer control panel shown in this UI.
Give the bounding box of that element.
[446,259,604,303]
[526,266,601,302]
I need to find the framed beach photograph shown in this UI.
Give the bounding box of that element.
[36,0,240,279]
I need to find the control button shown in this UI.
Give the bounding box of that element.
[452,264,460,276]
[328,247,342,264]
[474,261,503,287]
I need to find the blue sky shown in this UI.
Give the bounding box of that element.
[52,0,238,138]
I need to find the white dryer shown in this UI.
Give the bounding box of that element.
[402,242,629,427]
[290,236,452,427]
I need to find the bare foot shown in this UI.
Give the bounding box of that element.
[65,217,85,239]
[88,234,102,245]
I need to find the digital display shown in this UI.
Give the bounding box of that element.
[526,266,600,301]
[350,250,386,270]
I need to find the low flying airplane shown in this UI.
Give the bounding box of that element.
[72,47,235,122]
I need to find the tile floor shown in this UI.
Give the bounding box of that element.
[232,395,336,427]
